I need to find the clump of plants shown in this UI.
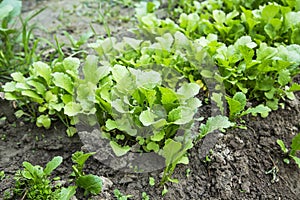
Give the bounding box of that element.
[0,0,44,81]
[9,151,102,200]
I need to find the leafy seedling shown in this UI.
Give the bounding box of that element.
[114,189,133,200]
[277,133,300,168]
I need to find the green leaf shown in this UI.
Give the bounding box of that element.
[291,133,300,152]
[177,83,200,100]
[199,115,234,139]
[11,72,25,82]
[60,186,77,200]
[159,86,178,105]
[0,0,21,19]
[53,72,73,94]
[110,141,131,157]
[290,156,300,168]
[261,4,280,22]
[31,61,52,85]
[241,104,271,118]
[151,130,165,142]
[162,139,182,166]
[27,80,46,95]
[289,83,300,92]
[211,93,224,114]
[21,90,44,104]
[106,119,118,131]
[168,106,194,125]
[44,156,63,176]
[146,142,160,152]
[3,82,16,92]
[0,4,13,20]
[64,102,82,117]
[63,57,80,73]
[76,174,102,195]
[278,70,291,86]
[83,55,108,85]
[72,151,95,170]
[277,139,288,154]
[36,115,51,129]
[139,109,157,126]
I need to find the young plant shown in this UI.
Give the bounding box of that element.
[225,92,271,121]
[71,151,103,196]
[0,0,44,80]
[277,133,300,168]
[13,156,63,199]
[114,189,133,200]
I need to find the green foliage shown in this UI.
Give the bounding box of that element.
[12,152,102,200]
[13,156,63,199]
[0,0,44,80]
[71,151,103,196]
[134,0,300,112]
[226,92,271,120]
[277,133,300,168]
[114,189,133,200]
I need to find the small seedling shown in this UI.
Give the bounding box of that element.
[114,189,133,200]
[149,177,155,186]
[277,133,300,168]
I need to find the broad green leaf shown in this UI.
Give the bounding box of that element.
[63,57,80,73]
[199,115,234,139]
[60,186,77,200]
[162,139,182,166]
[36,115,51,129]
[72,151,95,168]
[213,10,226,24]
[168,106,194,125]
[242,104,271,118]
[159,86,178,105]
[106,119,118,131]
[27,80,46,95]
[291,133,300,152]
[289,83,300,92]
[83,55,106,85]
[177,83,200,100]
[21,90,44,104]
[151,130,165,141]
[76,174,102,195]
[124,37,142,50]
[64,102,82,116]
[110,141,131,157]
[44,156,63,176]
[233,92,246,109]
[11,72,25,82]
[3,82,16,92]
[226,97,243,119]
[146,142,160,152]
[129,68,161,89]
[261,4,280,22]
[278,70,291,86]
[0,0,21,19]
[211,93,224,114]
[139,109,157,126]
[53,72,73,94]
[31,61,52,85]
[0,5,13,20]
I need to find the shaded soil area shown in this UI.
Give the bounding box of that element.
[1,1,300,199]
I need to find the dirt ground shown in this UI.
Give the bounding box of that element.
[1,1,300,199]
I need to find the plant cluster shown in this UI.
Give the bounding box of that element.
[0,0,44,81]
[9,151,102,200]
[135,0,300,111]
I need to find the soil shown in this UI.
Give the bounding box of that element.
[1,1,300,200]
